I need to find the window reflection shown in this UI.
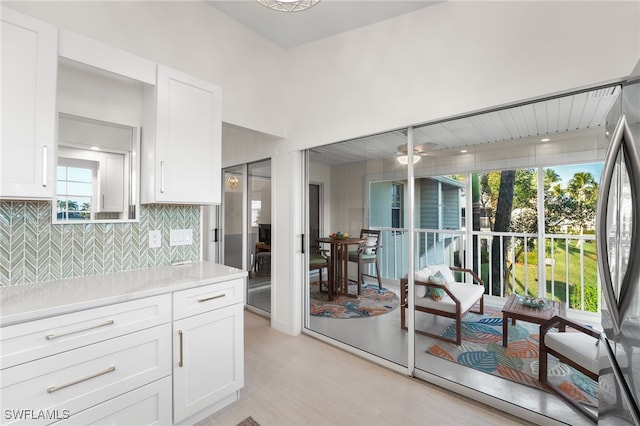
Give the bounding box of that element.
[57,160,97,220]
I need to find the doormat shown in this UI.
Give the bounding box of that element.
[236,416,260,426]
[310,282,399,319]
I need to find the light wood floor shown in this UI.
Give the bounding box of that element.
[198,311,534,426]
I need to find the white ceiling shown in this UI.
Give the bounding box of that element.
[205,0,441,49]
[310,86,621,165]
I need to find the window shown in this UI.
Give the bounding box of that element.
[57,158,97,220]
[391,182,403,228]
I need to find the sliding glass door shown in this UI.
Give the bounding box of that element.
[302,86,617,424]
[222,160,272,314]
[305,130,409,367]
[247,160,271,313]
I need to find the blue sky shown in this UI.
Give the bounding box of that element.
[546,163,603,188]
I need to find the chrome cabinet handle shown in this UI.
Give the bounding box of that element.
[45,320,115,340]
[178,330,184,367]
[42,146,48,187]
[160,161,165,193]
[197,294,225,303]
[47,366,116,393]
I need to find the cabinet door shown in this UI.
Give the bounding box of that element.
[153,65,222,204]
[100,153,125,212]
[0,7,57,199]
[173,303,244,423]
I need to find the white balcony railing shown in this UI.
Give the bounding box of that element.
[374,227,599,313]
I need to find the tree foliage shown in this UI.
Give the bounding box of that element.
[475,166,599,297]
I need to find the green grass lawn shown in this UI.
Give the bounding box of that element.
[479,238,599,312]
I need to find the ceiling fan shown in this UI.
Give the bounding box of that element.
[395,142,437,165]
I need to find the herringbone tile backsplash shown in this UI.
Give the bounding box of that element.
[0,201,200,286]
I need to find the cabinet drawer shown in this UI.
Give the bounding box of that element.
[0,324,171,425]
[1,294,171,369]
[173,279,244,320]
[56,376,172,426]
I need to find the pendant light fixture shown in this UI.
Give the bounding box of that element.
[256,0,320,13]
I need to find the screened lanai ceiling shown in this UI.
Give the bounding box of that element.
[310,85,621,166]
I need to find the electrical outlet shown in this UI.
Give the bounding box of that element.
[149,230,161,248]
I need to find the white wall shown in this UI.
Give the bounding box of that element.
[221,124,280,168]
[4,1,287,137]
[283,1,640,150]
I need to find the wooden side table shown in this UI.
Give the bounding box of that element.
[501,294,566,347]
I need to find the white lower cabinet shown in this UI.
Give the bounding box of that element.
[57,377,172,425]
[1,324,171,425]
[172,303,244,424]
[0,274,245,426]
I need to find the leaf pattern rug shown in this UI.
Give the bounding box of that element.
[310,283,399,319]
[426,307,598,407]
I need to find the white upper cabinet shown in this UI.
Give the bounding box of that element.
[142,65,222,205]
[1,8,57,199]
[56,29,155,223]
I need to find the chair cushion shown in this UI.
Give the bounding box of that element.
[429,263,456,283]
[414,267,433,298]
[544,332,599,375]
[309,254,327,265]
[348,251,376,262]
[364,236,377,254]
[415,267,433,282]
[415,282,484,313]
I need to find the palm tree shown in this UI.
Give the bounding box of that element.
[543,168,561,190]
[567,172,598,242]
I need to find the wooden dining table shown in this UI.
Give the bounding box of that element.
[316,236,365,300]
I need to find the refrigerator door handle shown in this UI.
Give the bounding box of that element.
[597,114,640,333]
[618,114,640,320]
[598,115,625,333]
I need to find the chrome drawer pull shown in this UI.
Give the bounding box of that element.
[160,161,165,193]
[42,146,48,187]
[47,366,116,393]
[197,294,225,303]
[178,330,184,368]
[45,319,115,340]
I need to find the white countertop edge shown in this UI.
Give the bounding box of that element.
[0,262,248,327]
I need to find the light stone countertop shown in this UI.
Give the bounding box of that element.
[0,261,247,326]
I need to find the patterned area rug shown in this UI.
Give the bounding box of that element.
[426,307,598,407]
[310,282,400,319]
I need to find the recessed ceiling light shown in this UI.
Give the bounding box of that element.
[460,149,468,153]
[541,138,550,142]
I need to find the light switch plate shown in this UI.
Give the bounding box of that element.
[149,230,161,248]
[170,229,193,246]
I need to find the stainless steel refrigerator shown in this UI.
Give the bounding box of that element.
[597,60,640,425]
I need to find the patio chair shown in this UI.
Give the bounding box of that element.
[539,315,601,423]
[400,264,484,345]
[309,248,330,292]
[348,229,382,294]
